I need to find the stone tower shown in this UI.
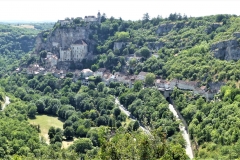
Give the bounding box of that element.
[97,11,101,23]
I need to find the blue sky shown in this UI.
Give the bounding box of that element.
[1,0,240,22]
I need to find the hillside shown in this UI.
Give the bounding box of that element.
[33,14,240,83]
[2,13,240,159]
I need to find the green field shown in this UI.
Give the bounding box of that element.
[28,115,64,144]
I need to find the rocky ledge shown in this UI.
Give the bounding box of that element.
[211,39,240,61]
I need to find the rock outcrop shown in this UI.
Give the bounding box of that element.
[211,39,240,61]
[233,32,240,38]
[156,23,175,35]
[34,27,93,55]
[205,23,222,34]
[156,22,185,35]
[113,42,130,51]
[148,42,165,51]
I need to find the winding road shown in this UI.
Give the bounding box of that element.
[115,97,193,159]
[115,97,151,135]
[1,96,10,111]
[168,104,194,159]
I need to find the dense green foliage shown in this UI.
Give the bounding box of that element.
[0,24,40,74]
[4,13,240,159]
[171,86,240,159]
[0,72,187,159]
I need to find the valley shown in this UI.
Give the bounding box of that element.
[1,10,240,159]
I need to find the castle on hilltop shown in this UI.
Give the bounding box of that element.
[58,12,101,26]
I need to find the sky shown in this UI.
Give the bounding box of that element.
[1,0,240,22]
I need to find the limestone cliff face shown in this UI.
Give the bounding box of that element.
[35,27,93,55]
[211,39,240,61]
[205,23,222,34]
[148,42,165,51]
[156,23,175,35]
[156,22,185,35]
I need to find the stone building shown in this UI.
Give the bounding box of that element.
[59,40,88,61]
[84,12,101,23]
[94,68,106,77]
[58,20,70,26]
[81,69,93,78]
[59,48,71,61]
[45,52,58,67]
[71,40,88,61]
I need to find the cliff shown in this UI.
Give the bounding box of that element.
[156,22,185,35]
[211,39,240,61]
[34,26,94,55]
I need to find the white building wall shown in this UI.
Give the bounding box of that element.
[71,44,88,61]
[177,83,195,90]
[60,48,71,61]
[52,42,59,47]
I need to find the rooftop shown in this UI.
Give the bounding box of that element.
[82,69,93,73]
[72,39,87,45]
[138,72,148,76]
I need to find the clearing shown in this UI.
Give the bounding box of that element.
[28,115,75,148]
[12,24,35,29]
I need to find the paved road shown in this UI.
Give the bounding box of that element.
[115,97,151,135]
[168,104,193,159]
[1,96,10,111]
[114,97,193,159]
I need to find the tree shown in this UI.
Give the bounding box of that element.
[113,107,121,117]
[64,126,74,140]
[108,117,115,129]
[134,80,143,92]
[28,105,37,118]
[91,64,98,72]
[145,73,155,86]
[40,50,47,58]
[35,100,45,114]
[132,121,140,131]
[48,127,56,139]
[140,47,151,58]
[63,120,73,129]
[72,138,93,154]
[143,13,150,22]
[76,125,89,137]
[43,86,52,94]
[115,32,130,42]
[86,129,100,147]
[88,82,96,90]
[97,82,105,92]
[129,58,137,68]
[122,48,129,55]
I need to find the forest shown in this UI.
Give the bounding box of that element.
[1,13,240,159]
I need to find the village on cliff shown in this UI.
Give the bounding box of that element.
[16,12,223,101]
